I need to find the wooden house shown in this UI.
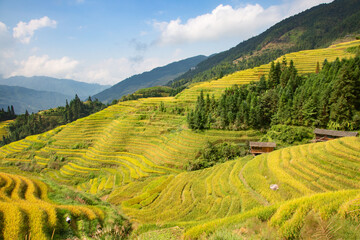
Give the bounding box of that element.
[249,142,276,156]
[313,128,358,142]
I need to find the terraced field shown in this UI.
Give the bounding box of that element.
[0,120,13,139]
[176,40,360,101]
[242,137,360,203]
[0,98,260,196]
[109,156,261,224]
[0,40,359,239]
[106,137,360,239]
[0,172,104,239]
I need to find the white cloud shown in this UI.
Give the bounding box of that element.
[13,16,57,44]
[5,53,172,85]
[284,0,333,16]
[154,0,333,45]
[0,22,13,57]
[0,22,8,35]
[70,57,169,85]
[154,4,280,45]
[0,22,15,77]
[9,55,78,78]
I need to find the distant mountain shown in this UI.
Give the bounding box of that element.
[169,0,360,88]
[0,76,110,99]
[0,85,71,114]
[93,55,207,103]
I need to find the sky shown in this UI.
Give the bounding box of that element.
[0,0,333,85]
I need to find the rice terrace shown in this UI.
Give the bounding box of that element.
[1,0,360,239]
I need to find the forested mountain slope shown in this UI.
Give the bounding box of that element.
[0,85,71,114]
[168,0,360,89]
[93,55,207,103]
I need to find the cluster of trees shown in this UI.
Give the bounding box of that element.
[1,96,107,146]
[62,95,106,122]
[0,106,16,121]
[186,141,248,171]
[188,56,360,131]
[260,125,314,147]
[120,86,173,102]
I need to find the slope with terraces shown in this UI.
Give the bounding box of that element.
[176,40,360,102]
[0,120,13,139]
[182,136,360,239]
[0,171,111,239]
[0,40,359,239]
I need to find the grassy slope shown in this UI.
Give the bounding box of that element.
[0,40,359,239]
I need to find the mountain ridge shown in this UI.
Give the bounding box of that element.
[93,55,207,103]
[0,85,71,114]
[0,75,110,99]
[168,0,360,88]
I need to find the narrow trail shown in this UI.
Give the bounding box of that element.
[239,161,270,206]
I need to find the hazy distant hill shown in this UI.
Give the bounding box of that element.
[0,76,110,99]
[93,55,207,103]
[0,85,71,114]
[169,0,360,88]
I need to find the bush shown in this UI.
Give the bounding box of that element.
[186,141,248,170]
[260,125,313,147]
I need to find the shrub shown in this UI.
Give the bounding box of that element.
[186,141,248,170]
[260,124,313,147]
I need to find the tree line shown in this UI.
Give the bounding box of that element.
[0,106,16,121]
[188,56,360,131]
[1,95,107,146]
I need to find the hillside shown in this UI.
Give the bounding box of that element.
[0,40,359,239]
[110,136,360,239]
[0,170,130,239]
[168,0,360,89]
[93,55,207,103]
[0,76,110,99]
[0,85,71,114]
[176,40,360,102]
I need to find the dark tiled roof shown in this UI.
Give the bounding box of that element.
[250,142,276,148]
[314,128,358,137]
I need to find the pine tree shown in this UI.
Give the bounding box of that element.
[269,61,281,88]
[329,63,358,127]
[190,90,208,130]
[316,61,320,74]
[302,97,318,126]
[10,105,15,116]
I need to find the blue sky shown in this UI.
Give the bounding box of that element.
[0,0,333,85]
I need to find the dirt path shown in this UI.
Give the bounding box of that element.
[239,162,270,206]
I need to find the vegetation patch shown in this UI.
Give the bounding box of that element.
[188,56,360,131]
[186,141,248,170]
[260,125,314,147]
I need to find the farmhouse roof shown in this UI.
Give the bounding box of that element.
[314,128,358,137]
[250,142,276,148]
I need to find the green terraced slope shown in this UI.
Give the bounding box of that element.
[176,40,360,102]
[183,137,360,239]
[0,120,12,139]
[0,40,359,239]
